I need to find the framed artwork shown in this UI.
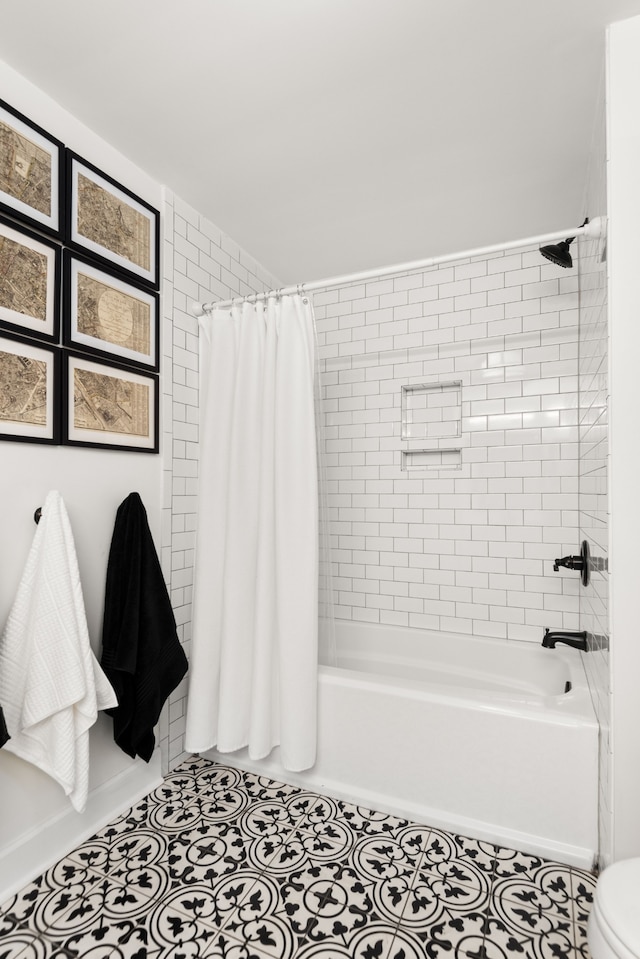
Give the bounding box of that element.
[63,251,158,370]
[67,151,159,288]
[0,99,64,236]
[63,351,158,452]
[0,332,60,444]
[0,216,61,342]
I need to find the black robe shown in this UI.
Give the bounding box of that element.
[0,705,9,747]
[100,492,188,761]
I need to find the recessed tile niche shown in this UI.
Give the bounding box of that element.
[401,381,462,470]
[402,448,462,470]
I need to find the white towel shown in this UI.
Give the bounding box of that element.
[0,490,117,812]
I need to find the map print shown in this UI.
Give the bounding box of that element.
[0,233,48,321]
[0,351,47,425]
[74,367,149,437]
[0,120,52,216]
[77,175,150,271]
[77,272,151,354]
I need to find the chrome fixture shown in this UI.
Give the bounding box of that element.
[542,629,588,651]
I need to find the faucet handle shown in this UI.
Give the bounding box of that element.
[553,540,591,586]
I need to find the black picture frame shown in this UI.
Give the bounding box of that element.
[62,350,159,453]
[0,98,64,237]
[63,250,159,371]
[66,151,159,289]
[0,214,61,343]
[0,331,60,444]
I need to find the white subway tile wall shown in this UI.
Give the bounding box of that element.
[578,79,610,865]
[159,189,280,772]
[315,246,581,640]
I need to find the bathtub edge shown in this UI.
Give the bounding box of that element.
[203,747,596,870]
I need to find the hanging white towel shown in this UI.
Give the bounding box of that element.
[0,490,117,812]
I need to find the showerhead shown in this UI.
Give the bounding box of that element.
[539,237,575,269]
[539,217,591,269]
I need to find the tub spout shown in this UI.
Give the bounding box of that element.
[542,628,588,651]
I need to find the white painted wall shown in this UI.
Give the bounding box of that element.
[0,60,164,896]
[607,14,640,862]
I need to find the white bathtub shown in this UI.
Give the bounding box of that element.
[205,621,599,868]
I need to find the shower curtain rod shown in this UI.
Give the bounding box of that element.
[191,220,601,317]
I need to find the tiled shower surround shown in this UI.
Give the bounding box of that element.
[314,248,582,641]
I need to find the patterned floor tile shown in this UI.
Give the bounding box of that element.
[416,830,495,898]
[165,820,255,887]
[0,758,597,959]
[208,874,298,958]
[417,911,490,959]
[150,780,251,832]
[574,913,591,959]
[491,847,546,882]
[304,797,410,841]
[568,869,596,929]
[491,863,586,926]
[241,772,304,804]
[1,860,121,942]
[202,930,286,959]
[350,833,422,926]
[297,922,426,958]
[49,883,229,959]
[263,820,357,875]
[166,761,257,822]
[68,827,170,879]
[235,797,330,876]
[165,754,223,784]
[403,869,490,930]
[1,876,55,935]
[483,898,578,959]
[278,860,382,943]
[448,834,500,878]
[25,870,159,943]
[0,927,64,959]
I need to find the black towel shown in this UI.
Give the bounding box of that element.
[100,492,188,761]
[0,705,9,747]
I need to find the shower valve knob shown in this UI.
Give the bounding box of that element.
[553,540,590,587]
[553,555,584,572]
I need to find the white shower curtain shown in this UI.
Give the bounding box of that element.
[185,294,318,771]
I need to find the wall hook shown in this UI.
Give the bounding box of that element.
[34,507,42,525]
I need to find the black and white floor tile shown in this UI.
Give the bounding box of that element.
[0,757,597,959]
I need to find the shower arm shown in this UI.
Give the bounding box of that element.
[191,217,606,316]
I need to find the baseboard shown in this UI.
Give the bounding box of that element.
[0,752,162,903]
[204,748,595,871]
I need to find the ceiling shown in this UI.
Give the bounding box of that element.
[1,0,639,284]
